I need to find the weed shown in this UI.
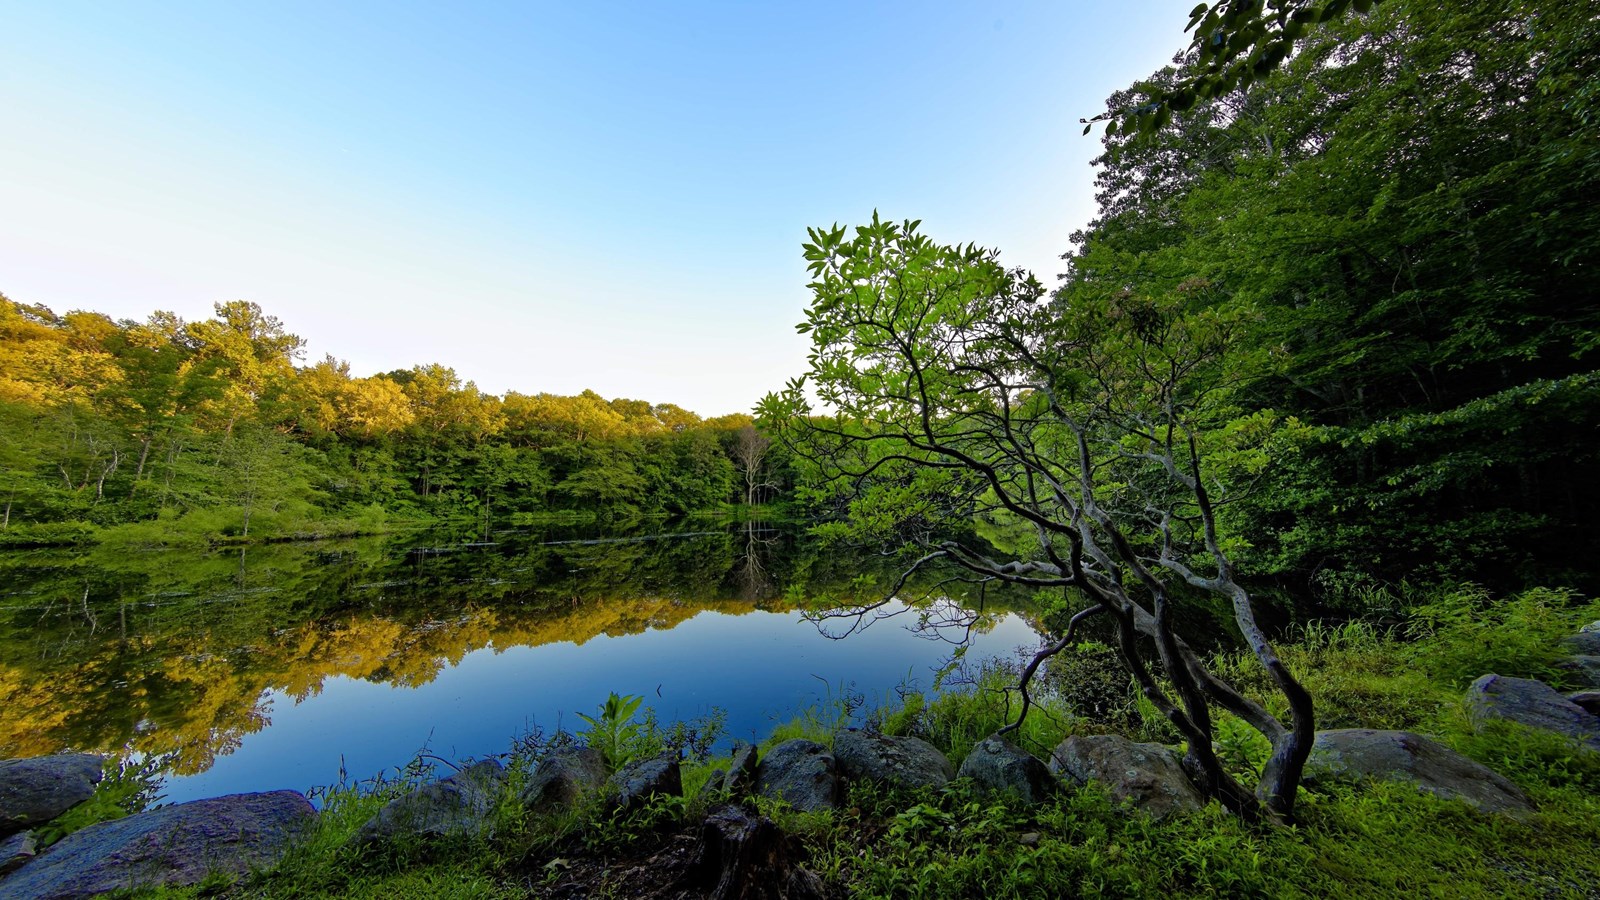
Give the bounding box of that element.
[575,692,646,770]
[34,754,164,846]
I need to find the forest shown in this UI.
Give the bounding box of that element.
[0,296,792,548]
[767,0,1600,603]
[4,0,1600,896]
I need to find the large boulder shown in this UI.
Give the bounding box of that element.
[1562,632,1600,656]
[1304,729,1534,814]
[1048,734,1204,818]
[833,730,954,791]
[1554,656,1600,690]
[351,759,504,846]
[1467,675,1600,751]
[608,752,682,812]
[519,747,606,812]
[0,754,103,837]
[957,736,1054,805]
[755,740,839,812]
[0,791,313,900]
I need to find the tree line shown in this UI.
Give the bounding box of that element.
[0,296,791,545]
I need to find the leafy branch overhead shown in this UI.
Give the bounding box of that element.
[1087,0,1386,135]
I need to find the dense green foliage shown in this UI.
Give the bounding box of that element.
[773,0,1599,599]
[0,297,792,545]
[1069,0,1600,593]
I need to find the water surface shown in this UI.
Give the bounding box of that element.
[0,523,1042,802]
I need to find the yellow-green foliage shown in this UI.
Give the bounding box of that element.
[1406,585,1600,688]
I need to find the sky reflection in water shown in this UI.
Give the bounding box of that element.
[168,601,1037,803]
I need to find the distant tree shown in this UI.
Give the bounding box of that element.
[730,426,776,506]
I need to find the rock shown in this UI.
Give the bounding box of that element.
[0,754,103,837]
[1580,620,1600,634]
[1467,675,1600,751]
[1304,729,1534,814]
[1562,632,1600,656]
[608,752,682,812]
[833,730,954,790]
[755,740,839,812]
[0,830,37,876]
[1566,690,1600,717]
[956,736,1055,805]
[700,769,728,800]
[0,791,313,900]
[351,759,504,846]
[1048,734,1204,818]
[724,741,760,797]
[1554,655,1600,689]
[519,748,606,812]
[1018,831,1041,848]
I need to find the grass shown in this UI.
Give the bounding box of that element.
[128,581,1600,898]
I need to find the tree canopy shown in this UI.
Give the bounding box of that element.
[0,296,782,544]
[762,216,1313,820]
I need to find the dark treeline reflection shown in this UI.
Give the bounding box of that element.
[0,524,1034,776]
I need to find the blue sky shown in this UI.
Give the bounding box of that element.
[2,1,1195,416]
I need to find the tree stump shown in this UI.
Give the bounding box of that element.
[685,804,819,900]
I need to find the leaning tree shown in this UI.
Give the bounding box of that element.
[759,215,1314,821]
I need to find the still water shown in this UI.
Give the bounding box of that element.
[0,523,1043,803]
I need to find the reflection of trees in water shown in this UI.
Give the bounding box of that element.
[730,520,780,601]
[0,527,1046,774]
[0,527,793,770]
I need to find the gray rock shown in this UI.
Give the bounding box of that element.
[755,740,840,812]
[957,736,1054,805]
[1304,729,1534,814]
[0,830,36,876]
[608,752,682,812]
[1048,734,1204,818]
[723,740,760,797]
[0,791,313,900]
[519,748,606,812]
[351,759,504,846]
[1580,620,1600,634]
[0,754,103,837]
[1566,690,1600,717]
[699,769,728,800]
[1467,674,1600,751]
[833,730,954,790]
[1554,655,1600,689]
[1562,632,1600,656]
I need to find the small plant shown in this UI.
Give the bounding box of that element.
[575,692,645,770]
[572,693,727,771]
[34,755,165,846]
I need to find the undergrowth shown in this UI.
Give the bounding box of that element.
[131,581,1600,899]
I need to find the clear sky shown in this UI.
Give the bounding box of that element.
[2,1,1195,417]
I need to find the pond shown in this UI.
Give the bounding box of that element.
[0,523,1045,804]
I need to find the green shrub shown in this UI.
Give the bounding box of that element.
[1407,585,1600,688]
